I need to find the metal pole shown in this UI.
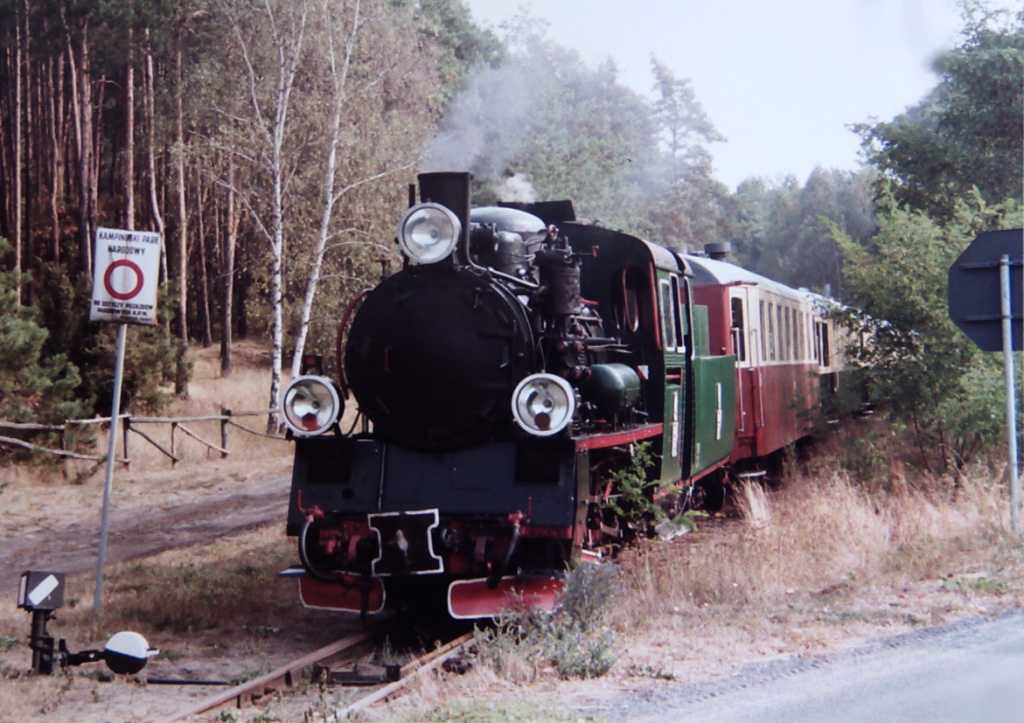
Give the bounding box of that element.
[1000,255,1020,536]
[94,322,128,615]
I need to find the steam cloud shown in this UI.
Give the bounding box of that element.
[422,64,534,183]
[494,173,537,203]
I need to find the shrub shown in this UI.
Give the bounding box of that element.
[473,562,619,681]
[0,241,93,462]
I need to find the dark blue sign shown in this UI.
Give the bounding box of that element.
[948,229,1023,352]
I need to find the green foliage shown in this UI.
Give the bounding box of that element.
[602,442,668,529]
[855,4,1023,219]
[415,0,505,92]
[729,168,876,296]
[0,241,92,460]
[473,563,619,681]
[625,663,675,680]
[663,509,709,537]
[832,189,1022,473]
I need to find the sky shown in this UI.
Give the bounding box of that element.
[461,0,1004,190]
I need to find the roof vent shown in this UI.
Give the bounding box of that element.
[704,242,731,260]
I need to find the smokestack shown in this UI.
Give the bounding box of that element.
[418,171,473,264]
[704,242,731,260]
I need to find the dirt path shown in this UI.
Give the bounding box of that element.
[1,460,291,597]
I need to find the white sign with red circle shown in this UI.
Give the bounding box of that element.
[90,227,162,325]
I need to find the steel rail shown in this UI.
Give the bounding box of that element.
[334,631,475,720]
[157,624,388,723]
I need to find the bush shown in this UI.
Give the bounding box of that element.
[0,241,93,461]
[833,190,1022,475]
[473,562,619,681]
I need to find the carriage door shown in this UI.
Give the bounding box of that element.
[660,274,686,480]
[730,287,761,440]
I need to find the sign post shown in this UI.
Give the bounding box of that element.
[1000,255,1020,535]
[949,228,1023,536]
[89,228,161,615]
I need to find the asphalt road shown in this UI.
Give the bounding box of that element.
[628,611,1024,723]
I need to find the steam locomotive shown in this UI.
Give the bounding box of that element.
[279,172,843,619]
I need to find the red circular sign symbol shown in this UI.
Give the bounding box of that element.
[103,259,145,301]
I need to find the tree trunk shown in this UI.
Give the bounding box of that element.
[47,53,62,263]
[70,14,94,275]
[12,13,23,303]
[220,157,237,377]
[174,24,189,344]
[123,37,135,232]
[144,28,168,345]
[21,0,34,302]
[197,166,213,347]
[227,1,307,431]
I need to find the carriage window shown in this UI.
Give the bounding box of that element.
[777,305,785,361]
[671,276,685,351]
[620,269,640,332]
[767,302,776,361]
[731,297,746,362]
[795,311,802,360]
[786,305,794,358]
[794,309,800,359]
[815,320,832,367]
[660,279,682,351]
[760,301,768,360]
[781,307,788,360]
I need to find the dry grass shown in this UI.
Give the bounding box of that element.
[0,525,300,648]
[0,524,360,723]
[90,526,300,633]
[618,467,1016,612]
[607,442,1024,687]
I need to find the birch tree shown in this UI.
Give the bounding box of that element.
[288,0,415,378]
[219,0,309,430]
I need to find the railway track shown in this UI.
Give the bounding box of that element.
[158,621,474,722]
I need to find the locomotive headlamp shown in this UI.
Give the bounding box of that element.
[280,375,342,437]
[511,373,576,437]
[398,203,462,264]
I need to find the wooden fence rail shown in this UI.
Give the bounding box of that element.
[0,408,283,469]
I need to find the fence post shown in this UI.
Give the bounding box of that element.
[170,421,177,465]
[123,417,131,471]
[221,407,231,459]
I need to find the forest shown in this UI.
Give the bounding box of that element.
[0,0,1020,471]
